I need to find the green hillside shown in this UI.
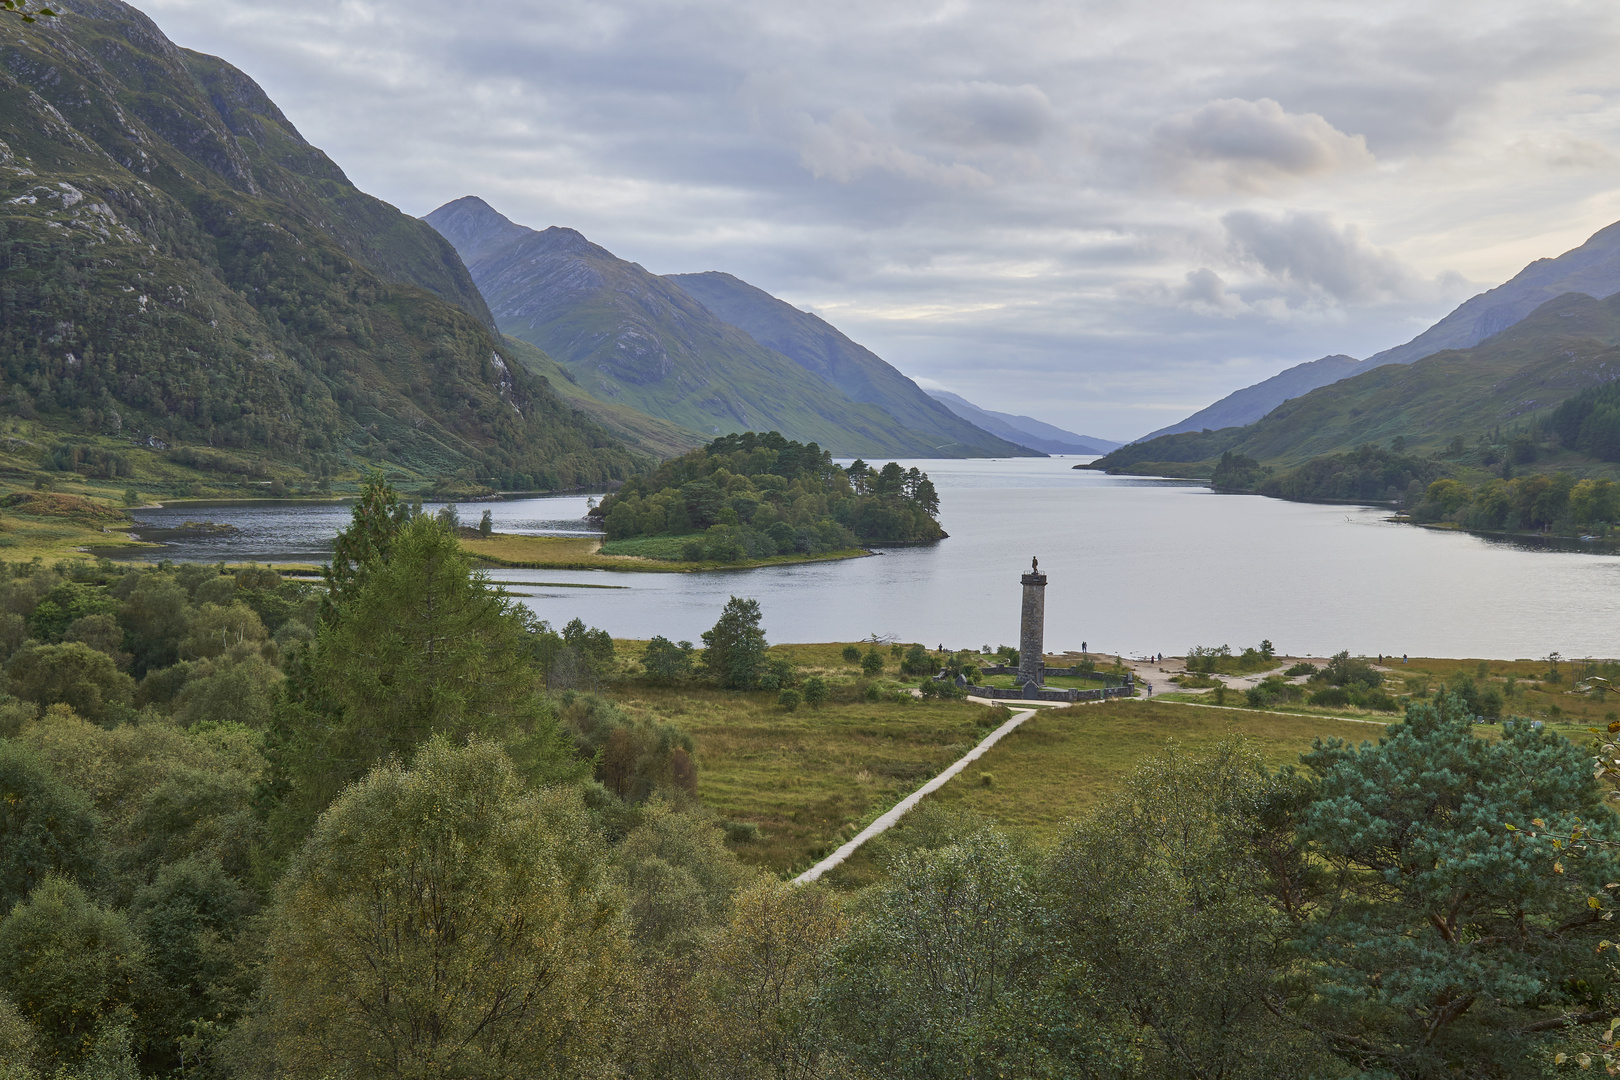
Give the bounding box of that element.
[664,272,1032,456]
[1091,291,1620,479]
[499,336,705,460]
[425,197,982,458]
[0,0,641,497]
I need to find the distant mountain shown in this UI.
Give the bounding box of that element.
[1143,220,1620,440]
[665,272,1031,457]
[0,0,638,492]
[1140,356,1362,442]
[427,198,993,457]
[1091,290,1620,473]
[925,391,1121,455]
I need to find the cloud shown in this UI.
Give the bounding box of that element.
[795,108,993,187]
[134,0,1619,441]
[1176,267,1240,312]
[1152,98,1373,193]
[1221,209,1425,304]
[893,82,1056,147]
[1508,132,1618,170]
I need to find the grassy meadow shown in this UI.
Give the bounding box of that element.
[595,640,1620,889]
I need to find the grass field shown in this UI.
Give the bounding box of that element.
[925,698,1388,839]
[599,682,1005,877]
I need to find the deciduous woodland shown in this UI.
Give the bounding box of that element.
[2,478,1620,1080]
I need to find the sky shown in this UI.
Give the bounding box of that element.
[140,0,1620,442]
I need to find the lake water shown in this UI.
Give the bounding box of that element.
[129,458,1620,660]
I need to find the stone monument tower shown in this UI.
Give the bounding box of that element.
[1018,556,1046,689]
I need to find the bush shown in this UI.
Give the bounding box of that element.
[901,643,933,675]
[861,650,884,676]
[1310,686,1351,707]
[842,645,862,665]
[777,689,801,711]
[863,683,881,702]
[802,677,828,708]
[724,821,761,844]
[1284,661,1318,677]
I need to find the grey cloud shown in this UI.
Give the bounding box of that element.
[1176,267,1237,311]
[1152,98,1372,192]
[893,82,1056,147]
[1222,210,1425,305]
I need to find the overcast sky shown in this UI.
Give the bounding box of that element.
[142,0,1620,441]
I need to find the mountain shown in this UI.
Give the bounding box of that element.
[1139,355,1362,441]
[663,272,1030,457]
[925,391,1121,455]
[1142,220,1620,440]
[0,0,640,492]
[1092,290,1620,473]
[426,197,1019,458]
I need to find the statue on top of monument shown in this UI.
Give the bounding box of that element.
[1032,556,1038,572]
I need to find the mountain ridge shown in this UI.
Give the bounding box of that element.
[1142,220,1620,441]
[425,196,1024,458]
[663,272,1031,457]
[924,390,1121,455]
[1091,289,1620,474]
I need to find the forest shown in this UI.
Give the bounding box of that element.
[2,477,1620,1079]
[588,431,945,562]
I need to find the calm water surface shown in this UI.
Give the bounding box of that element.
[131,458,1620,659]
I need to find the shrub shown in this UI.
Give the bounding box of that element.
[1310,686,1351,707]
[777,689,801,711]
[1284,661,1318,677]
[842,645,862,665]
[861,650,884,676]
[802,677,827,708]
[724,821,761,844]
[863,684,881,702]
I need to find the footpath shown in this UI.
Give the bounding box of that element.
[795,696,1070,883]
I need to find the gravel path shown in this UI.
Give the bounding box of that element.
[794,704,1041,884]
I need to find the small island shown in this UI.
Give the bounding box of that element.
[575,430,944,567]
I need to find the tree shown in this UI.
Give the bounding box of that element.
[0,877,145,1070]
[6,643,134,724]
[262,738,632,1080]
[861,649,884,676]
[128,857,257,1075]
[1287,695,1620,1076]
[802,676,828,708]
[611,800,756,961]
[0,742,103,913]
[1044,742,1317,1080]
[690,878,846,1079]
[702,596,767,690]
[820,828,1067,1079]
[320,472,413,612]
[308,515,569,782]
[641,636,694,686]
[478,508,494,536]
